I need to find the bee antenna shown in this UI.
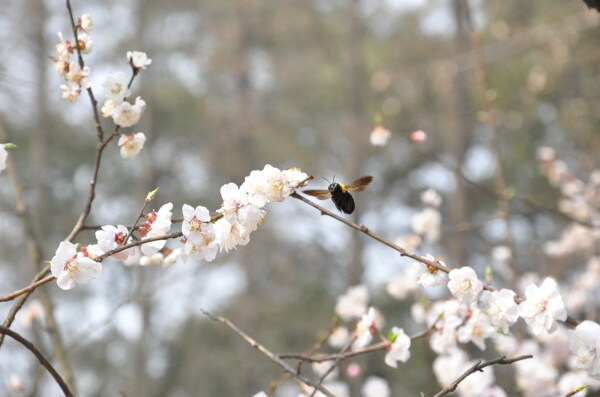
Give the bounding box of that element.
[322,176,331,184]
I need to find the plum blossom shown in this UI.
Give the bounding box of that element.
[353,307,384,350]
[0,144,7,173]
[182,204,218,261]
[411,207,441,243]
[76,32,93,54]
[481,289,519,333]
[79,13,92,32]
[127,51,152,70]
[102,72,130,103]
[60,82,81,103]
[50,241,102,290]
[413,255,447,287]
[457,309,495,350]
[569,320,600,378]
[362,376,390,397]
[386,266,418,300]
[140,203,173,255]
[66,63,90,87]
[328,326,350,348]
[118,133,146,159]
[515,355,558,396]
[421,188,442,207]
[335,284,369,321]
[241,165,308,207]
[447,266,483,304]
[519,277,567,335]
[384,327,411,368]
[369,125,391,146]
[95,224,134,261]
[111,97,146,127]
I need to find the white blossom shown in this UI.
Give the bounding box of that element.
[447,266,483,304]
[362,376,390,397]
[421,188,442,207]
[411,207,441,243]
[76,32,93,54]
[384,327,411,368]
[328,326,350,348]
[482,289,519,333]
[50,241,102,290]
[569,320,600,378]
[102,72,130,103]
[140,203,173,255]
[112,97,146,127]
[127,51,152,69]
[519,277,567,335]
[457,309,495,350]
[413,255,447,287]
[65,63,90,87]
[60,82,81,103]
[369,125,391,146]
[335,285,369,321]
[118,132,146,159]
[353,307,384,350]
[95,224,134,261]
[0,144,7,173]
[80,13,93,32]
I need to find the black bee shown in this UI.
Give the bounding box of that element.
[303,176,373,214]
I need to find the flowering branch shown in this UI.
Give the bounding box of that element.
[200,308,337,397]
[431,354,532,397]
[0,326,74,397]
[293,191,582,329]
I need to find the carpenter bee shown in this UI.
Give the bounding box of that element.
[303,176,373,214]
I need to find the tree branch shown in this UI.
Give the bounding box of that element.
[0,326,74,397]
[432,354,532,397]
[200,308,336,397]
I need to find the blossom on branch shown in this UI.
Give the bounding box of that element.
[127,51,152,70]
[50,241,102,290]
[481,288,519,334]
[414,255,447,287]
[111,97,146,127]
[335,284,369,321]
[519,277,567,335]
[95,225,134,261]
[140,203,173,255]
[182,204,218,261]
[118,132,146,159]
[79,13,93,32]
[384,327,411,367]
[447,266,483,304]
[102,72,130,103]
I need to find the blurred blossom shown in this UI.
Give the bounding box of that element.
[9,373,23,392]
[362,376,390,397]
[312,360,338,381]
[409,129,427,142]
[353,307,384,350]
[19,300,44,328]
[139,253,164,266]
[457,309,495,350]
[519,278,567,335]
[79,13,92,32]
[0,144,7,173]
[411,207,441,243]
[515,356,558,396]
[394,234,421,250]
[420,188,442,207]
[369,125,391,146]
[328,326,350,348]
[386,266,418,300]
[335,285,369,321]
[346,363,361,378]
[569,320,600,378]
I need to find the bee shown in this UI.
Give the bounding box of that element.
[303,176,373,214]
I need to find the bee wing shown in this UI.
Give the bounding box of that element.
[302,189,331,200]
[346,176,373,193]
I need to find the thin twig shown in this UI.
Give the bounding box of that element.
[0,326,74,397]
[200,308,336,397]
[432,354,532,397]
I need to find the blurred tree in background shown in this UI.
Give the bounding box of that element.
[0,0,598,395]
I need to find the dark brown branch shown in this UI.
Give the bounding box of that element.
[200,308,336,397]
[432,355,532,397]
[0,326,74,397]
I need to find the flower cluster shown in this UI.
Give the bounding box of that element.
[53,14,93,103]
[50,165,308,289]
